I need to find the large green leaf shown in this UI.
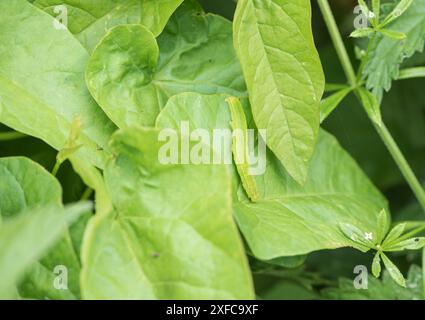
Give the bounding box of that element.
[0,0,115,169]
[80,127,254,299]
[363,0,425,101]
[233,0,325,183]
[85,2,245,128]
[0,157,60,220]
[235,131,389,259]
[156,92,253,197]
[0,157,85,299]
[0,201,89,299]
[155,92,389,259]
[34,0,185,52]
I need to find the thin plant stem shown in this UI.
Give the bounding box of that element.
[51,160,62,177]
[318,0,425,213]
[373,123,425,211]
[80,187,94,201]
[397,67,425,80]
[317,0,357,87]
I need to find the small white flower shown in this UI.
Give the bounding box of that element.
[365,232,373,241]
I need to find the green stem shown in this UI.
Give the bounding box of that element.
[317,0,357,86]
[51,160,62,177]
[80,187,94,201]
[374,123,425,212]
[397,67,425,80]
[325,83,351,92]
[0,131,27,141]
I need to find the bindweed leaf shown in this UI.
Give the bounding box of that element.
[155,92,389,259]
[0,202,90,299]
[0,0,115,169]
[233,0,325,184]
[34,0,185,52]
[0,157,90,299]
[80,127,254,299]
[86,3,245,128]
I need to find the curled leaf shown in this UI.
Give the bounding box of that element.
[226,97,260,202]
